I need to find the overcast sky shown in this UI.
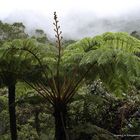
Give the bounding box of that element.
[0,0,140,39]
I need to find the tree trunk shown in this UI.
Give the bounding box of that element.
[34,110,41,137]
[8,83,17,140]
[53,101,68,140]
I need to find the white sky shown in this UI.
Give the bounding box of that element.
[0,0,140,39]
[0,0,140,17]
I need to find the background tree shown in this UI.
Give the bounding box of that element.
[0,20,51,140]
[0,37,46,140]
[0,21,28,140]
[31,29,49,44]
[0,21,28,45]
[0,43,25,140]
[131,31,140,40]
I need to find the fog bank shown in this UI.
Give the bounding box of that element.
[1,0,140,39]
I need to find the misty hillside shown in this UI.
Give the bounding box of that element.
[2,10,140,39]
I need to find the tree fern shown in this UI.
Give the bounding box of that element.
[1,13,140,140]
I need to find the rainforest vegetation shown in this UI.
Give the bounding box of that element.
[0,13,140,140]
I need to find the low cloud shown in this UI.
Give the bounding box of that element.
[0,0,140,39]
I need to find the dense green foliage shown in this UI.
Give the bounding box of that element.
[0,18,140,140]
[0,82,139,139]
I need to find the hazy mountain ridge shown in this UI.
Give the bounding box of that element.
[2,10,140,39]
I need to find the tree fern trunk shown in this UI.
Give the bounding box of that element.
[53,102,67,140]
[8,83,17,140]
